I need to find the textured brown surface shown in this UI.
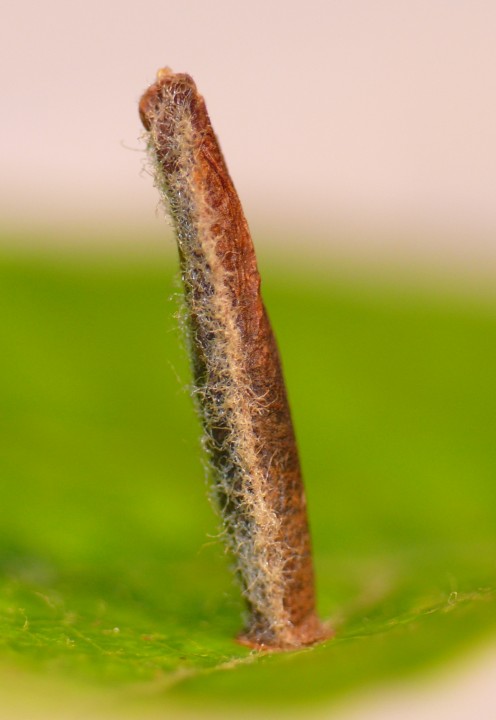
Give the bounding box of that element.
[139,69,329,648]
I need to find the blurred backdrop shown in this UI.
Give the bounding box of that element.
[1,3,496,719]
[1,0,495,273]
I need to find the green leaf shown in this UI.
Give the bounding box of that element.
[0,242,495,714]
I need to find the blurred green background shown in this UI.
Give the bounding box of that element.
[1,233,495,716]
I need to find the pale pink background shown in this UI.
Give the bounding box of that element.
[1,0,496,268]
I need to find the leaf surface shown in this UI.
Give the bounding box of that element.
[0,246,495,713]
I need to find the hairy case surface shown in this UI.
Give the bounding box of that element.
[139,69,327,648]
